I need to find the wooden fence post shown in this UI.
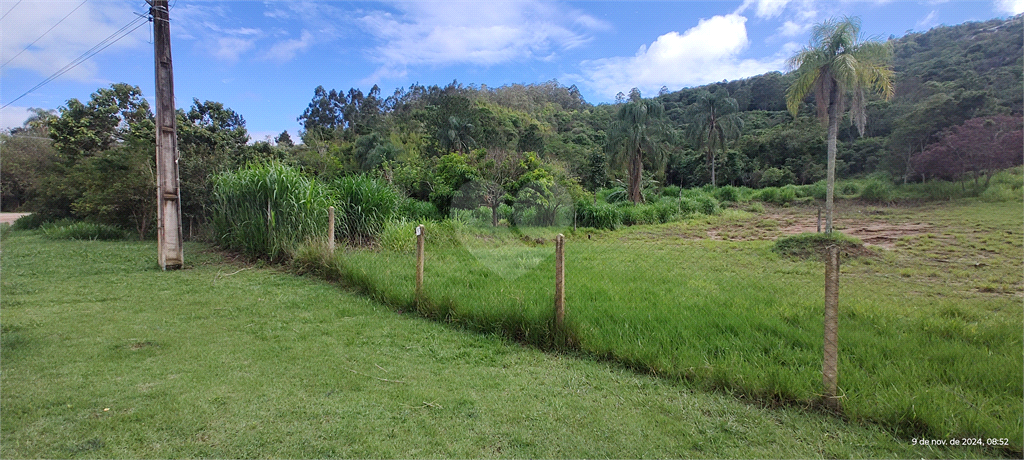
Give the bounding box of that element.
[823,245,840,411]
[415,225,425,306]
[817,208,822,233]
[328,206,335,253]
[554,234,565,334]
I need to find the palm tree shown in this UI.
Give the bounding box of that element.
[786,16,893,233]
[438,115,476,154]
[607,89,666,204]
[687,89,743,187]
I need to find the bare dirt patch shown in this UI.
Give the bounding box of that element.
[777,219,932,249]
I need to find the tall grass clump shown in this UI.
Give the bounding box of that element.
[575,199,620,230]
[752,186,796,205]
[680,189,722,215]
[332,174,400,245]
[40,220,126,241]
[858,178,895,204]
[397,198,442,222]
[210,162,334,261]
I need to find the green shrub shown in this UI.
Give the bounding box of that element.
[859,179,895,204]
[210,161,334,261]
[713,185,740,203]
[9,213,48,230]
[839,182,860,196]
[661,185,681,197]
[980,183,1022,202]
[41,221,126,241]
[794,181,827,200]
[575,199,620,230]
[398,198,442,222]
[753,186,795,205]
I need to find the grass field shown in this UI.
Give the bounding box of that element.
[318,199,1023,456]
[0,230,1004,458]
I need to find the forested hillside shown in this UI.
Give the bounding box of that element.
[2,15,1021,229]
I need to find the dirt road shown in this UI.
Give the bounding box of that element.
[0,213,31,225]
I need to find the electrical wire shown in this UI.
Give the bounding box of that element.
[1,14,149,109]
[2,0,90,69]
[0,0,23,21]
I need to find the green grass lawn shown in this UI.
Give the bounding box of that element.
[0,230,1001,458]
[326,199,1023,456]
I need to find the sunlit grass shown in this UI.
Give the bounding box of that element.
[321,199,1023,456]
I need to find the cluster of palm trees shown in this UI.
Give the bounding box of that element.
[609,16,893,233]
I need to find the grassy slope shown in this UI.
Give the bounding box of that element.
[335,199,1023,456]
[0,232,991,458]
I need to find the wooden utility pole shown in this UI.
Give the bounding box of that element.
[151,0,183,269]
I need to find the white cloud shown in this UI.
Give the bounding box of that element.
[576,14,786,98]
[778,20,812,37]
[917,10,940,29]
[0,0,147,82]
[358,1,607,81]
[213,37,257,62]
[263,30,314,63]
[736,0,791,18]
[994,0,1024,14]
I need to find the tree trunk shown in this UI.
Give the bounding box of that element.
[825,82,840,234]
[629,148,644,204]
[709,146,717,188]
[491,205,499,227]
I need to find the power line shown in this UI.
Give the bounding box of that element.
[1,14,149,109]
[0,0,23,21]
[2,0,90,69]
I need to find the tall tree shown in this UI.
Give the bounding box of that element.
[606,89,666,203]
[687,88,743,187]
[786,16,893,232]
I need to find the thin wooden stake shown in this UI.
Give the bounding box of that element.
[415,225,425,306]
[823,245,840,411]
[817,207,822,233]
[554,234,565,333]
[328,206,335,253]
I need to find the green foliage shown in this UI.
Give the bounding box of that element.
[331,174,400,244]
[40,220,126,241]
[574,199,619,230]
[397,197,442,222]
[858,178,896,203]
[752,186,797,205]
[711,185,741,203]
[210,162,333,261]
[9,213,48,230]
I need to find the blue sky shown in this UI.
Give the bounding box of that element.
[1,0,1022,142]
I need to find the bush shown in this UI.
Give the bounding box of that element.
[859,179,895,204]
[332,174,401,245]
[839,182,860,196]
[41,220,126,241]
[980,183,1022,202]
[753,186,795,205]
[398,198,442,222]
[661,185,681,197]
[575,199,620,230]
[794,181,827,200]
[712,185,740,203]
[9,213,48,230]
[210,162,334,261]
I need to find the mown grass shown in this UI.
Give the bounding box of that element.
[315,199,1022,456]
[1,232,992,458]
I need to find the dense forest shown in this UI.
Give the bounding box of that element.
[2,15,1021,236]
